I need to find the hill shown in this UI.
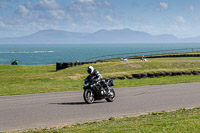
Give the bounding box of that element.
[0,28,200,44]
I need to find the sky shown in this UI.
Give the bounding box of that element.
[0,0,199,38]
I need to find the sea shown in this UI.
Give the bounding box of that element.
[0,43,200,65]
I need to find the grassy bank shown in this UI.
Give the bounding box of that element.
[1,57,200,96]
[15,107,200,133]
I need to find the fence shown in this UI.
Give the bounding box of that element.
[85,48,200,62]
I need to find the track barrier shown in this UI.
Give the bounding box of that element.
[56,62,96,71]
[112,71,200,80]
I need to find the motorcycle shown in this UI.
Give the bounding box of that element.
[83,76,115,104]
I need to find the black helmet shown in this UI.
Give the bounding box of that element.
[87,66,94,74]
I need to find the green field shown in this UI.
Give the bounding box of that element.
[2,57,200,133]
[15,107,200,133]
[1,57,200,96]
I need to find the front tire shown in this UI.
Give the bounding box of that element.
[83,89,95,104]
[105,89,115,102]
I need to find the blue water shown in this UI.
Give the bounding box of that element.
[0,43,200,65]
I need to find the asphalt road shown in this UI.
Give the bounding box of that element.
[1,82,200,132]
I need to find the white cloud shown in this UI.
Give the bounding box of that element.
[0,21,12,29]
[26,0,62,10]
[106,15,112,22]
[15,5,29,16]
[68,0,112,25]
[14,0,68,21]
[167,24,188,37]
[13,0,112,26]
[156,2,168,11]
[70,0,96,13]
[3,0,115,37]
[48,10,66,20]
[176,16,185,23]
[160,2,168,9]
[140,25,153,30]
[38,0,61,9]
[72,23,77,27]
[105,1,110,6]
[79,0,94,3]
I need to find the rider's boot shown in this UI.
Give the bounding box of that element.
[105,86,112,96]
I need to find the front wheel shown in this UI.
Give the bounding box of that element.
[83,89,95,104]
[105,89,115,102]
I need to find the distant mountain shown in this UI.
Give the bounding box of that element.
[0,29,89,44]
[153,34,178,43]
[0,28,200,44]
[88,28,153,43]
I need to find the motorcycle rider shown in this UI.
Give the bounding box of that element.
[86,66,110,95]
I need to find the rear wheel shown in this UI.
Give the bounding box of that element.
[105,89,115,102]
[83,89,95,104]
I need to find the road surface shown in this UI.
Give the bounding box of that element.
[1,82,200,132]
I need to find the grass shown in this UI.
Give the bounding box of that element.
[150,57,200,61]
[115,75,200,88]
[14,107,200,133]
[107,52,200,61]
[2,56,200,133]
[1,57,200,96]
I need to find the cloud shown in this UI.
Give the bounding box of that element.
[48,10,66,19]
[156,2,168,11]
[15,5,29,18]
[104,1,110,6]
[106,15,112,22]
[2,0,116,37]
[167,24,187,37]
[78,0,94,3]
[30,0,62,10]
[13,0,113,26]
[160,2,168,9]
[0,21,12,29]
[14,0,68,21]
[176,16,185,23]
[70,0,96,13]
[68,0,114,25]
